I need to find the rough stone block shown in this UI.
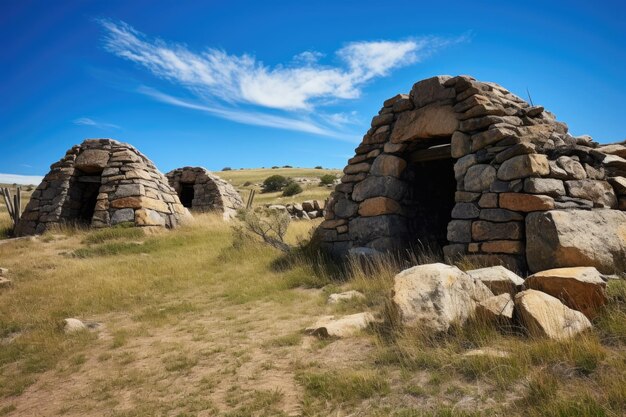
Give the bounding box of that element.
[447,220,472,243]
[390,104,458,143]
[358,197,402,217]
[464,164,497,192]
[523,178,565,197]
[471,221,523,241]
[565,179,617,208]
[497,154,550,181]
[370,154,407,177]
[499,193,554,212]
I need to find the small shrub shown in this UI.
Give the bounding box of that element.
[222,167,232,171]
[242,181,252,187]
[282,182,302,196]
[319,174,336,186]
[234,208,291,252]
[314,165,323,169]
[262,175,290,193]
[271,166,279,169]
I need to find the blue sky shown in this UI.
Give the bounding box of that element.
[1,0,624,184]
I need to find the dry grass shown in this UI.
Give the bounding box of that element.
[0,214,624,416]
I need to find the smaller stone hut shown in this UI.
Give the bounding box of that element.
[166,167,244,219]
[16,139,190,235]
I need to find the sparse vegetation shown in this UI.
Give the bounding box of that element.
[262,174,291,193]
[281,182,303,196]
[319,174,336,186]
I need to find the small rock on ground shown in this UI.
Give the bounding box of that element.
[305,312,375,338]
[327,290,366,304]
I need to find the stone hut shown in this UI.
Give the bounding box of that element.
[317,75,626,274]
[165,167,244,219]
[15,139,190,236]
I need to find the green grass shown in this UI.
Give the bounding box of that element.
[297,369,390,404]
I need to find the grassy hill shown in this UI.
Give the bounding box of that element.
[219,167,341,206]
[0,212,624,416]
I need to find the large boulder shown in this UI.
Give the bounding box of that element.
[514,290,592,340]
[524,267,607,319]
[391,263,493,332]
[467,265,524,296]
[526,209,626,274]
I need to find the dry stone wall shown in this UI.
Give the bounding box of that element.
[16,139,190,235]
[317,75,626,273]
[166,167,244,219]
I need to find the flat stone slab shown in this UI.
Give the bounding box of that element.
[305,312,375,338]
[327,290,366,304]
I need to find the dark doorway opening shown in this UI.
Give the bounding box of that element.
[403,143,456,251]
[179,183,195,208]
[67,170,102,225]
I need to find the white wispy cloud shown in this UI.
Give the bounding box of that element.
[74,117,121,129]
[0,173,43,185]
[100,19,465,136]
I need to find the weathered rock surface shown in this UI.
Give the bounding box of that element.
[514,289,592,340]
[524,267,607,319]
[327,290,366,304]
[467,265,524,296]
[526,210,626,274]
[305,312,375,338]
[0,277,12,288]
[476,293,514,322]
[391,263,493,332]
[63,318,87,334]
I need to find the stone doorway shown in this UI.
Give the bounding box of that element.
[179,183,195,208]
[403,141,456,252]
[68,170,102,225]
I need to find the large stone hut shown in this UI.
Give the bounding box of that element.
[165,167,244,219]
[317,75,626,274]
[16,139,190,235]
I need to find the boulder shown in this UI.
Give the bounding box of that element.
[0,277,12,288]
[0,267,8,276]
[305,312,375,338]
[526,210,626,274]
[476,293,514,322]
[514,290,592,340]
[391,263,493,332]
[63,318,87,334]
[524,267,607,319]
[467,265,524,296]
[327,290,366,304]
